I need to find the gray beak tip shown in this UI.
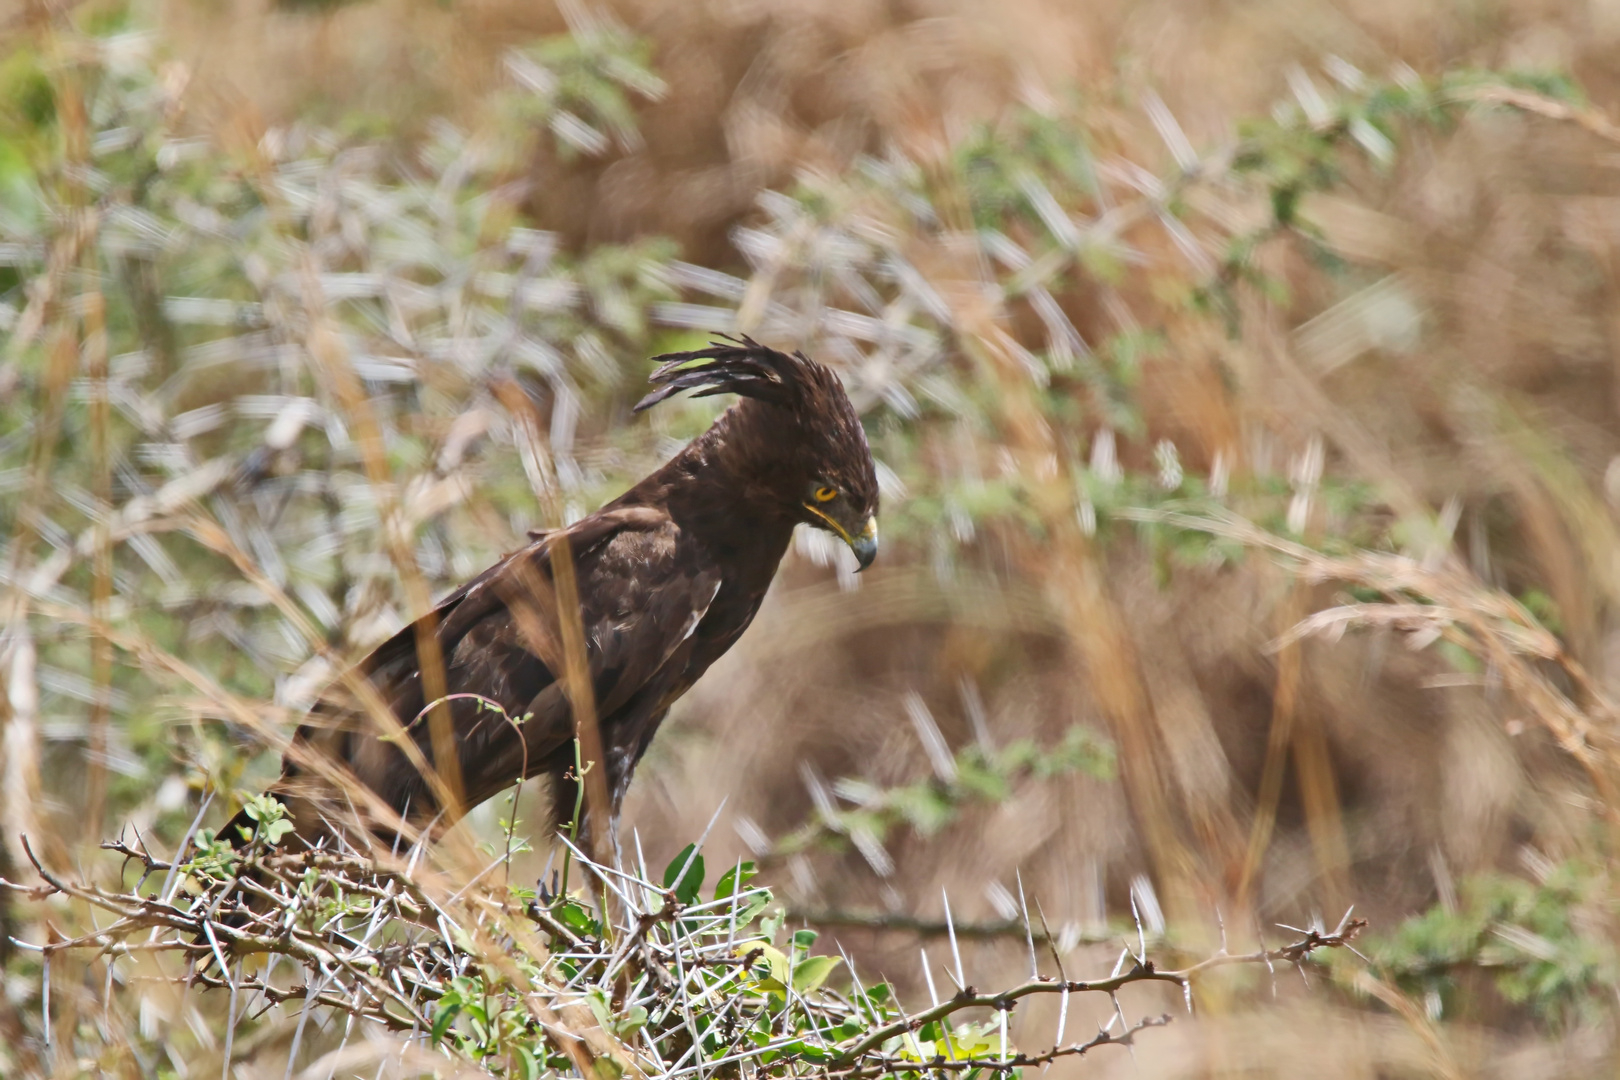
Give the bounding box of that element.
[850,525,878,573]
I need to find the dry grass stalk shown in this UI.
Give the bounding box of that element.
[1121,505,1620,803]
[545,536,614,872]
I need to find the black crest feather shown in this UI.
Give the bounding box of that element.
[635,334,812,412]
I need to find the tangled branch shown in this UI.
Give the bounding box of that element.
[5,807,1364,1079]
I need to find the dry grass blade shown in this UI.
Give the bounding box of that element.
[546,536,613,872]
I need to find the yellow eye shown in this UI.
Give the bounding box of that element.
[814,485,838,503]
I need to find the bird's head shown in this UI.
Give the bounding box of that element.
[636,336,880,570]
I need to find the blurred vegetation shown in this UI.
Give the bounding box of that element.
[8,0,1620,1076]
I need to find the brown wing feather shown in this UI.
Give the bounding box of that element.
[455,522,720,809]
[254,505,719,844]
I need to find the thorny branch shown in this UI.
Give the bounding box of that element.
[4,831,1364,1078]
[845,1013,1174,1076]
[834,909,1366,1063]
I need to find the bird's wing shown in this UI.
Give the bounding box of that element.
[446,515,722,808]
[288,504,720,826]
[356,505,668,692]
[573,521,722,718]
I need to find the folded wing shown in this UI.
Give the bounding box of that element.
[251,506,720,846]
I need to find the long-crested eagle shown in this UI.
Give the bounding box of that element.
[223,337,878,849]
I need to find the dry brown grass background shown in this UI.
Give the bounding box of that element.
[8,0,1620,1075]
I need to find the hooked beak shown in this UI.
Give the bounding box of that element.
[804,506,879,572]
[848,515,878,572]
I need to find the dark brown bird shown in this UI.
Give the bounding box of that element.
[223,338,879,849]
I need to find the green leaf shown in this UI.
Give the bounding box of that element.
[431,1001,461,1045]
[556,899,599,935]
[612,1004,649,1039]
[791,955,842,994]
[714,861,758,901]
[730,891,773,929]
[584,986,615,1031]
[662,843,705,904]
[745,941,808,1002]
